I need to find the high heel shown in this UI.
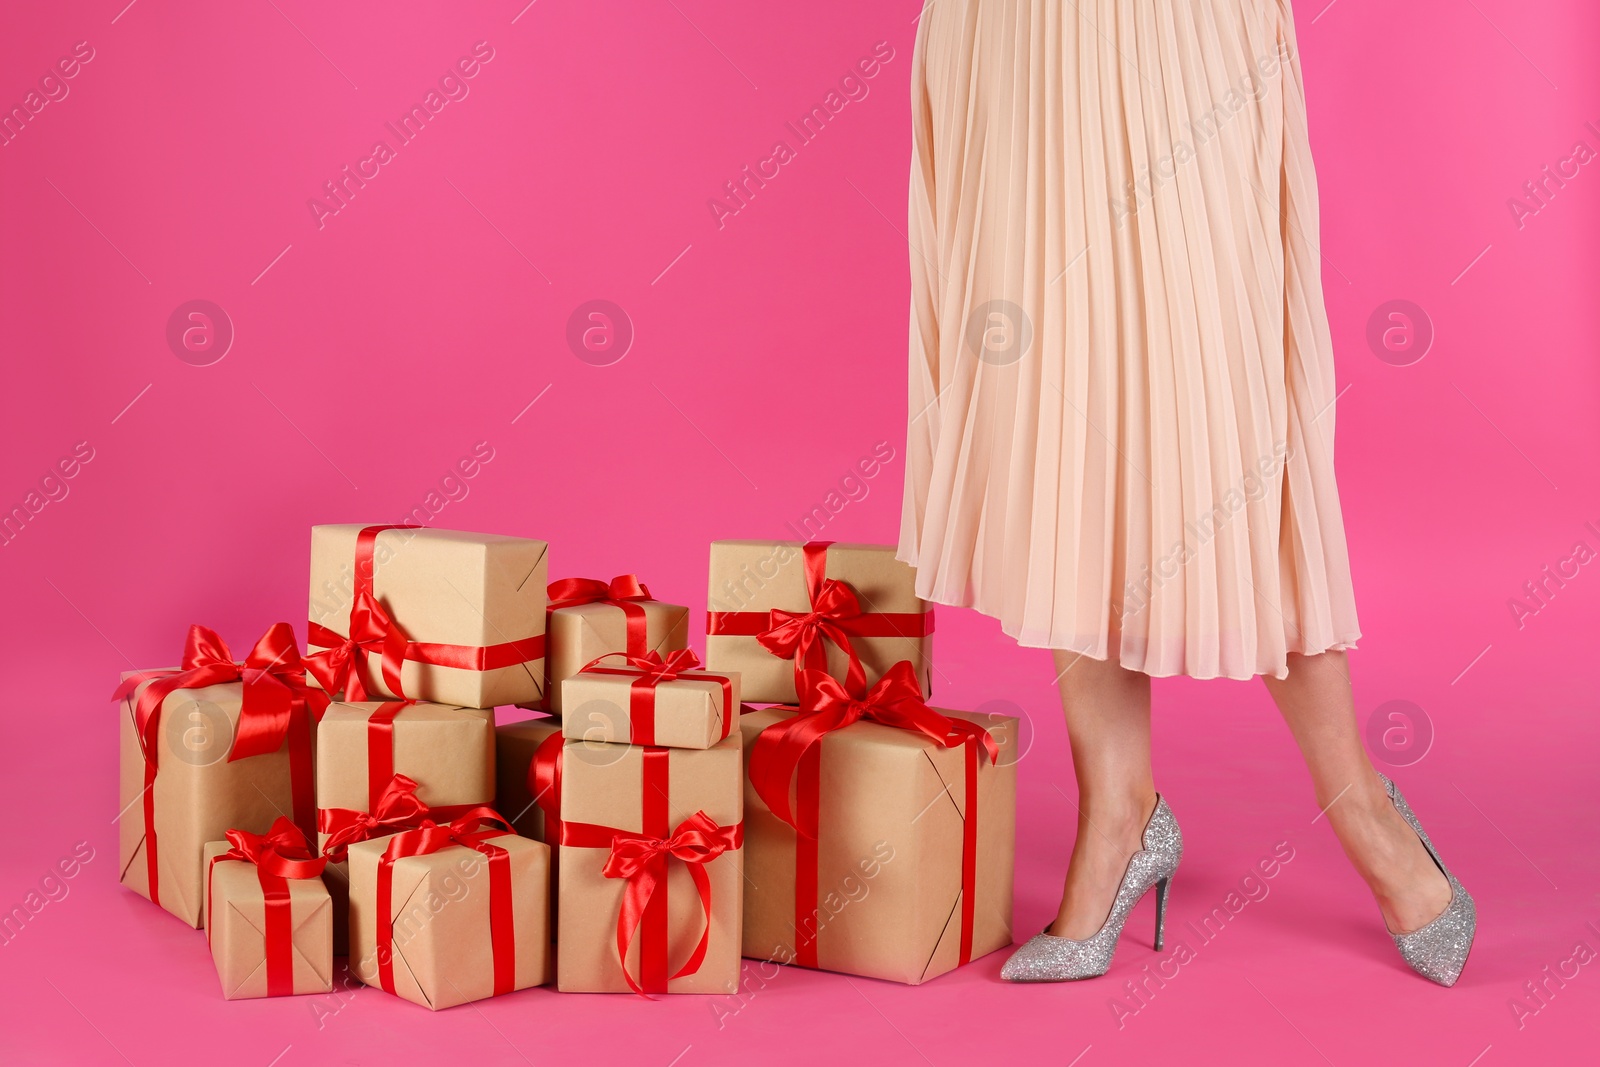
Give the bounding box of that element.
[1000,795,1182,982]
[1377,773,1476,987]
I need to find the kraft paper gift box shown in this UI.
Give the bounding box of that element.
[307,524,549,709]
[494,717,564,843]
[557,735,744,994]
[347,819,550,1010]
[115,624,322,929]
[560,651,739,750]
[543,575,690,713]
[705,540,934,704]
[202,821,333,1000]
[739,678,1017,985]
[316,700,495,954]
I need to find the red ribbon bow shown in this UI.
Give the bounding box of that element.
[114,623,327,765]
[755,545,872,696]
[564,809,743,996]
[206,817,326,998]
[750,662,996,831]
[748,660,997,971]
[579,647,701,683]
[305,587,411,702]
[547,574,655,609]
[318,773,433,863]
[375,809,518,998]
[112,623,325,909]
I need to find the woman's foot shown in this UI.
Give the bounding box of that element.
[1324,771,1452,935]
[1050,788,1158,939]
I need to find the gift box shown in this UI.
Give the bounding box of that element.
[115,624,323,928]
[316,700,495,838]
[543,575,689,712]
[494,717,565,844]
[560,650,738,750]
[202,819,332,999]
[347,813,550,1010]
[740,665,1017,985]
[318,772,487,957]
[558,735,744,994]
[706,540,934,704]
[307,524,548,708]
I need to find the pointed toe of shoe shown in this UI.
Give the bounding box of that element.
[999,935,1055,982]
[1394,882,1476,988]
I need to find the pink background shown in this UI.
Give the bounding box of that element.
[3,1,1598,1064]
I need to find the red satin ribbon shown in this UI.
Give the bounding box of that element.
[206,818,327,997]
[747,663,996,969]
[577,649,734,746]
[375,809,517,999]
[112,623,325,908]
[529,730,565,854]
[318,773,482,863]
[705,541,933,697]
[560,748,742,996]
[306,525,546,701]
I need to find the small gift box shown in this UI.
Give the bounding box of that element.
[740,664,1017,985]
[307,524,549,708]
[560,650,738,750]
[543,575,690,712]
[705,540,934,703]
[316,700,495,837]
[203,819,332,1000]
[115,624,324,928]
[347,812,550,1010]
[558,735,743,994]
[494,717,564,844]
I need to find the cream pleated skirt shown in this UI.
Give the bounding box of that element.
[898,0,1360,680]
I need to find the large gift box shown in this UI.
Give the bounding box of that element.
[115,624,323,928]
[560,650,738,750]
[494,718,564,843]
[558,735,744,994]
[543,575,689,712]
[740,666,1017,985]
[347,814,550,1010]
[705,540,934,704]
[202,819,332,999]
[307,524,549,708]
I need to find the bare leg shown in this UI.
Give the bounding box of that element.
[1050,650,1158,939]
[1263,651,1451,933]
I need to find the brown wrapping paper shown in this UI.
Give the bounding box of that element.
[557,736,744,993]
[705,540,933,703]
[545,598,689,712]
[494,717,563,842]
[347,830,550,1009]
[316,700,495,954]
[117,675,311,928]
[308,524,549,708]
[560,665,740,750]
[739,706,1017,985]
[202,841,333,999]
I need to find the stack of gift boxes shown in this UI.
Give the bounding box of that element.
[114,524,1018,1007]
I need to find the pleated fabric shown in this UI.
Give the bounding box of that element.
[899,0,1360,680]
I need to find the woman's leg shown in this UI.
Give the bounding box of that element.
[1050,650,1158,938]
[1262,650,1451,933]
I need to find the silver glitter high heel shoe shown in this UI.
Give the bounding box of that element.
[1000,795,1182,982]
[1378,773,1476,987]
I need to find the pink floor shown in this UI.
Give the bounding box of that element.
[3,597,1597,1066]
